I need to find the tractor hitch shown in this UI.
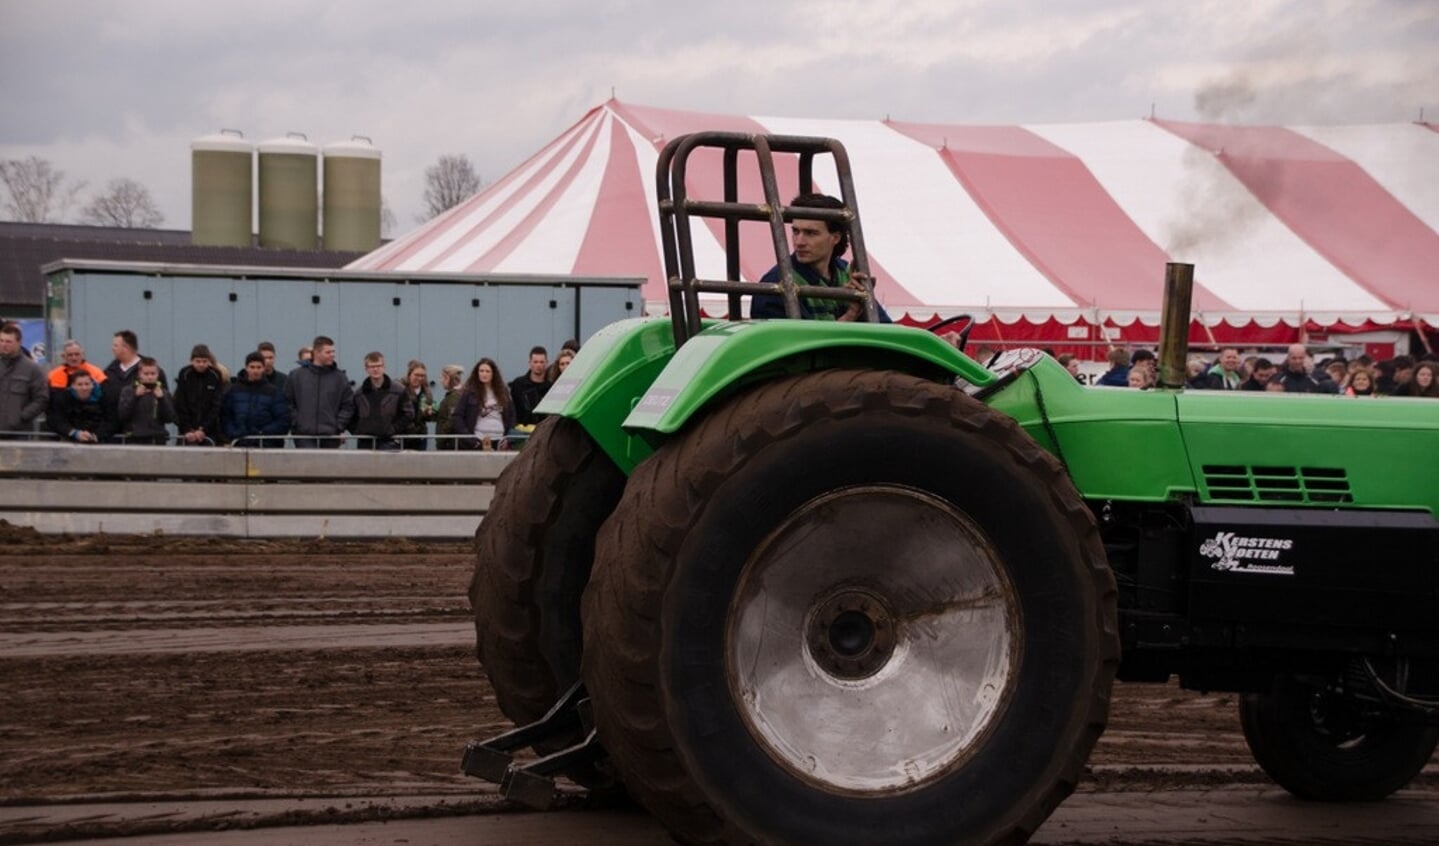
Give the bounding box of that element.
[460,681,608,809]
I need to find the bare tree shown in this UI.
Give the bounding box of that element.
[0,156,85,222]
[79,178,165,228]
[420,154,482,221]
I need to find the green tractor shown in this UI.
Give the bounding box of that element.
[463,133,1439,845]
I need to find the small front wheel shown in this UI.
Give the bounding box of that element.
[1240,674,1439,801]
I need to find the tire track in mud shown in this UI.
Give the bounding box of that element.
[0,621,473,656]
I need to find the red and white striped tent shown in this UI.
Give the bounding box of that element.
[351,100,1439,358]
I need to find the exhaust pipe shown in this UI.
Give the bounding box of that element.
[1157,262,1194,389]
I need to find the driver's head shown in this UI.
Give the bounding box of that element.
[789,193,849,265]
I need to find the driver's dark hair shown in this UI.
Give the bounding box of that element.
[790,193,849,258]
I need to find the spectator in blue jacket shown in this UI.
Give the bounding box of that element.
[1096,348,1131,387]
[222,352,290,448]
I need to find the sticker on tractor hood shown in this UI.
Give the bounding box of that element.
[636,388,678,412]
[1199,532,1296,575]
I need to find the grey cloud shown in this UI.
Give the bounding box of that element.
[2,0,1433,229]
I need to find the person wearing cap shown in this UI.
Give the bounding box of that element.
[433,364,466,451]
[221,351,290,448]
[174,343,227,445]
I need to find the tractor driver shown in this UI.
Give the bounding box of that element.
[751,193,891,323]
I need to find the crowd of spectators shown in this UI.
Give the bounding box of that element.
[1087,341,1439,398]
[0,321,583,448]
[5,317,1436,447]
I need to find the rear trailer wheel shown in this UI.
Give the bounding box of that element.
[582,370,1119,846]
[470,416,625,735]
[1240,675,1439,801]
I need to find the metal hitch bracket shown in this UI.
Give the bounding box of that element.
[500,729,608,810]
[460,681,611,807]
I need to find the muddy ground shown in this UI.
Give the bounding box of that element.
[0,523,1433,844]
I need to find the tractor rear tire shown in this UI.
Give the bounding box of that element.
[1240,674,1439,801]
[471,416,625,736]
[581,369,1119,846]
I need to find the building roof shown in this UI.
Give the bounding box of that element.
[0,222,365,313]
[350,100,1439,329]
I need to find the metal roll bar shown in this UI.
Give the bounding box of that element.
[656,132,878,346]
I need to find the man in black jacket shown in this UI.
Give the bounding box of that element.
[1272,344,1324,393]
[351,352,412,451]
[509,346,550,426]
[257,341,287,392]
[285,335,354,449]
[1240,358,1277,391]
[102,329,167,420]
[174,344,226,445]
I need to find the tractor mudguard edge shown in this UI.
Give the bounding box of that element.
[623,320,995,435]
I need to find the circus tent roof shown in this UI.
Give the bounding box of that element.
[351,100,1439,330]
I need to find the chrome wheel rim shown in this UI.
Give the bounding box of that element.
[725,485,1020,795]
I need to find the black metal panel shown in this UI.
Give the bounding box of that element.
[1187,506,1439,635]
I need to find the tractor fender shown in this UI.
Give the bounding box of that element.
[623,320,995,436]
[537,318,675,420]
[535,317,681,472]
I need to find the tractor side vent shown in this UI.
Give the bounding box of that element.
[1202,465,1353,504]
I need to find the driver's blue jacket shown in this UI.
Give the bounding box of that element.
[751,255,892,323]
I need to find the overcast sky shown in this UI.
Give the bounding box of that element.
[1,0,1434,237]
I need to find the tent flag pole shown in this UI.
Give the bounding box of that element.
[1091,306,1102,361]
[1199,313,1218,349]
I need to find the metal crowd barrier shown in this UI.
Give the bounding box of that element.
[0,440,519,539]
[5,427,530,450]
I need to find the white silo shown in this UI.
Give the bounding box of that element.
[258,133,319,250]
[191,130,253,247]
[322,136,382,252]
